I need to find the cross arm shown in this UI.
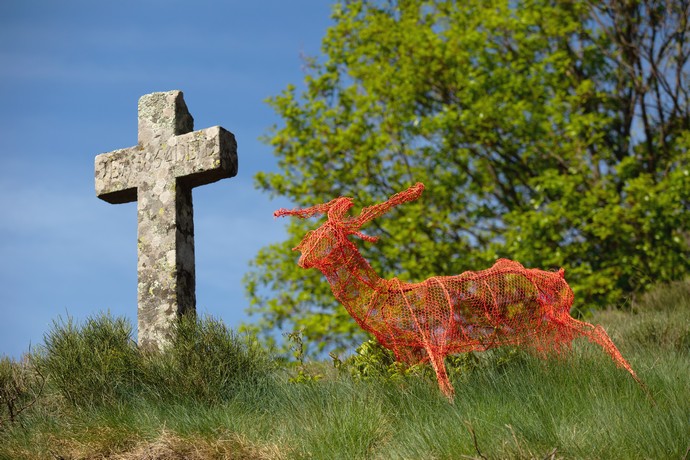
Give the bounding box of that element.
[171,126,238,187]
[95,146,141,204]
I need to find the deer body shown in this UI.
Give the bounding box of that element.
[276,183,641,398]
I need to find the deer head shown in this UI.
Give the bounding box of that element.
[274,183,425,269]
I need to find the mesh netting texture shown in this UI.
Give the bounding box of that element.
[275,183,640,398]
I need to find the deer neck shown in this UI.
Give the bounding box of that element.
[317,238,382,318]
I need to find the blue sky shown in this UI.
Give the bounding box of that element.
[0,1,334,358]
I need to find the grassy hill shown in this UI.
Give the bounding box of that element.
[1,280,689,459]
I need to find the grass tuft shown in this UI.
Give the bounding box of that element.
[33,313,138,407]
[140,313,274,405]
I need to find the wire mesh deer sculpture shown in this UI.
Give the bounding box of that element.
[275,182,641,398]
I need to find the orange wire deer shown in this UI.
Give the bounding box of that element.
[275,182,641,398]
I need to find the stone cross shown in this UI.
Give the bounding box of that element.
[95,90,237,350]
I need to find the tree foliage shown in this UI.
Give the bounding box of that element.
[245,0,690,355]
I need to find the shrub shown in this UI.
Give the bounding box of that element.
[284,330,324,384]
[334,338,535,389]
[331,339,422,382]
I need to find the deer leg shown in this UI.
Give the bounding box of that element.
[562,316,641,383]
[585,323,656,401]
[587,325,640,382]
[552,316,654,402]
[426,347,455,401]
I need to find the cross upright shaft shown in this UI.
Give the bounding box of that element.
[95,90,237,350]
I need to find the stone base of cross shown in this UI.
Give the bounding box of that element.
[95,90,237,350]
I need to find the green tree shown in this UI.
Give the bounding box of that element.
[245,0,690,355]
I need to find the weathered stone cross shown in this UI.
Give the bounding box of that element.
[95,90,237,350]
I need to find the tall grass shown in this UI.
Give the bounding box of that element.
[1,279,689,459]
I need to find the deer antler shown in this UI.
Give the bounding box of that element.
[274,197,354,220]
[275,182,423,227]
[353,182,425,226]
